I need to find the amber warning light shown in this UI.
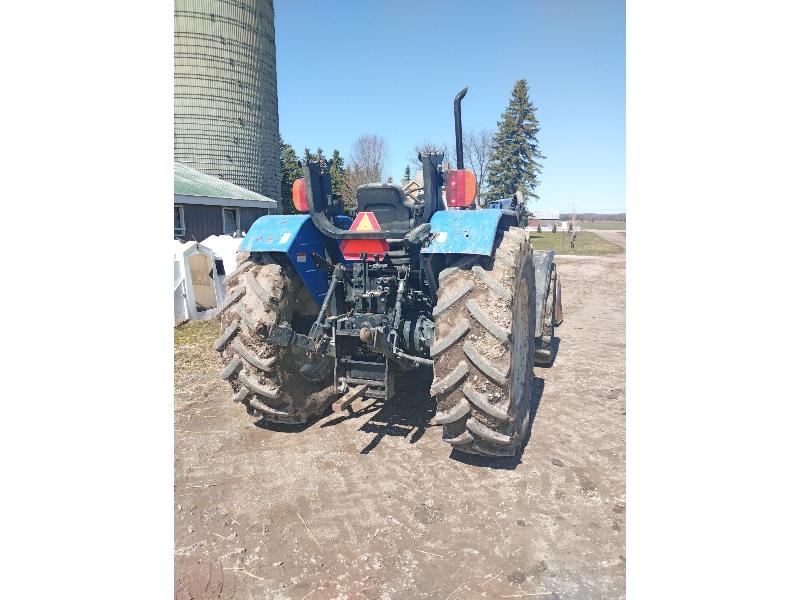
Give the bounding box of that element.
[339,212,389,261]
[292,178,308,212]
[445,169,477,207]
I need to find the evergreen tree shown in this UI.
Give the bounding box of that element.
[303,147,314,163]
[329,149,345,196]
[315,147,326,163]
[403,165,411,181]
[485,79,544,222]
[279,136,303,214]
[342,166,357,211]
[387,176,393,184]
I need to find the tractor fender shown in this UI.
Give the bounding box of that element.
[421,209,515,256]
[531,250,556,338]
[239,214,337,306]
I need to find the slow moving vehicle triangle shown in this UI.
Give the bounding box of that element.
[339,212,389,261]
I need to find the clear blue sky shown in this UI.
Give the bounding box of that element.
[274,0,625,214]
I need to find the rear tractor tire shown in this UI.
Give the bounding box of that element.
[429,227,537,457]
[214,253,334,424]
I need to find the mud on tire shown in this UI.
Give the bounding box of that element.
[214,253,335,424]
[429,227,536,456]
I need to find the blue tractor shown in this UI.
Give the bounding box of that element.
[214,88,562,457]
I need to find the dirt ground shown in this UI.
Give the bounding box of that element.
[175,251,626,600]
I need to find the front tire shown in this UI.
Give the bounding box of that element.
[429,227,536,456]
[535,264,561,365]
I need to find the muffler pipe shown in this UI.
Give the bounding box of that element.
[454,87,468,170]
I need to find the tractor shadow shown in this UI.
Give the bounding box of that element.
[356,395,437,454]
[252,412,322,433]
[448,375,546,470]
[318,368,546,468]
[320,369,437,453]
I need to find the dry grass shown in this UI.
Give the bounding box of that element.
[529,231,623,256]
[174,318,226,399]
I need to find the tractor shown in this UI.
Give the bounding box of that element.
[214,88,562,457]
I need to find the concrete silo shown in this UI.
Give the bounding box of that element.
[175,0,280,201]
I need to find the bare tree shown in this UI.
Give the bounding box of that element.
[403,134,493,205]
[342,134,388,209]
[408,140,451,172]
[350,134,386,182]
[452,129,494,206]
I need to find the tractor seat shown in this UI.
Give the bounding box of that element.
[356,183,415,232]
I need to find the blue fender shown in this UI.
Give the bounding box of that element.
[238,214,331,305]
[421,209,508,256]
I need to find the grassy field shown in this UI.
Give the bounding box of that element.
[529,230,624,255]
[577,220,626,230]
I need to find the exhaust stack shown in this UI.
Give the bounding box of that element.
[453,87,468,169]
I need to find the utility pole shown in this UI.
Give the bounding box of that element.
[570,200,577,249]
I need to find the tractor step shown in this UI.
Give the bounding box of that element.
[333,384,368,412]
[339,377,389,399]
[336,353,395,401]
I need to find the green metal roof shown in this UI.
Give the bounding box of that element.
[174,162,274,203]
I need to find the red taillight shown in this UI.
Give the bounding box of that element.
[445,169,477,207]
[292,178,308,212]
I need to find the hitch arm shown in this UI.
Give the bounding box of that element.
[387,267,412,357]
[312,252,336,274]
[307,263,344,350]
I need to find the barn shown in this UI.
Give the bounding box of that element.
[174,162,277,241]
[530,210,561,230]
